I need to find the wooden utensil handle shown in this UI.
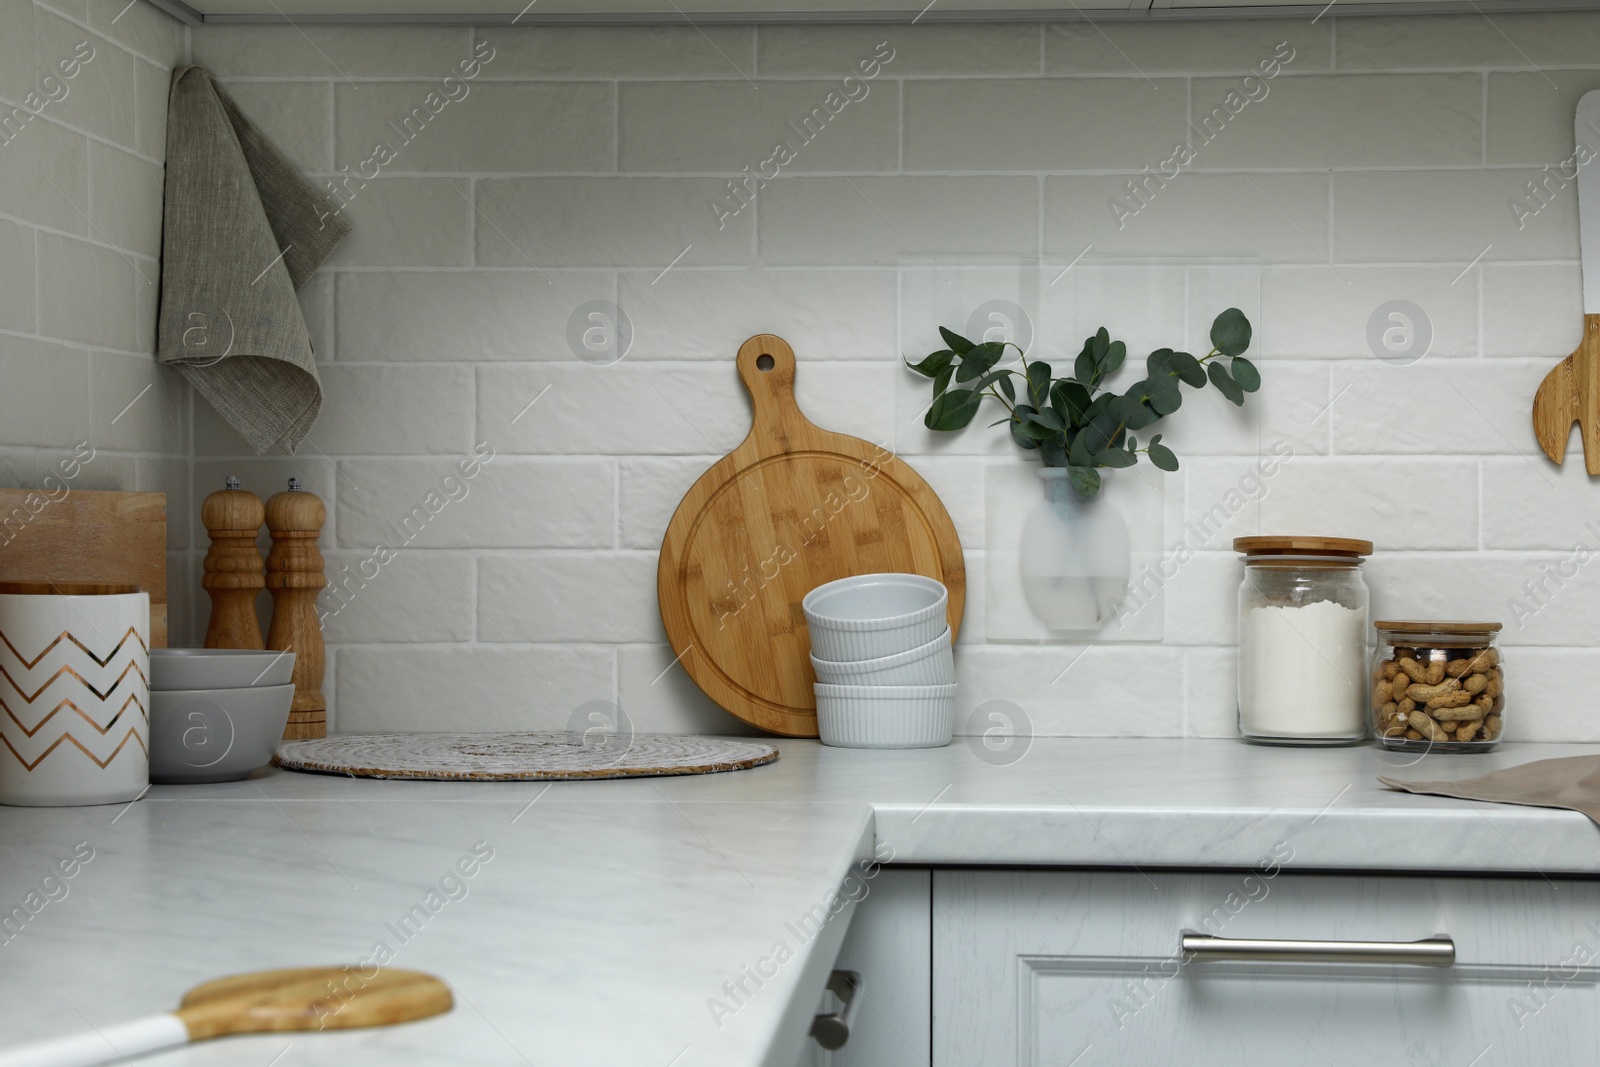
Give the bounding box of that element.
[0,1014,186,1067]
[736,334,808,455]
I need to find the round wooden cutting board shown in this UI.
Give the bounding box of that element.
[657,334,965,737]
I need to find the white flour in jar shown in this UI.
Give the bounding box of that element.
[1239,599,1366,738]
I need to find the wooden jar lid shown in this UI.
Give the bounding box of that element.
[1374,620,1503,634]
[1233,535,1373,558]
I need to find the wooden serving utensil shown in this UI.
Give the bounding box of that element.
[1533,90,1600,474]
[0,967,452,1067]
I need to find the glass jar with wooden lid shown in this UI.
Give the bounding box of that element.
[1372,621,1503,751]
[1234,536,1373,745]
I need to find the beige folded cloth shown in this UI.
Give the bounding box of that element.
[1380,756,1600,827]
[157,66,351,454]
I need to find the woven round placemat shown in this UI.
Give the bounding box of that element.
[273,732,779,782]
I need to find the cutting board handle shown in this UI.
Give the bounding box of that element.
[736,333,812,454]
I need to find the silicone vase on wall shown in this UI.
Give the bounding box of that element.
[1018,469,1130,632]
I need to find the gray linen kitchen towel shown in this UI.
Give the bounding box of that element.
[1380,755,1600,828]
[157,66,351,454]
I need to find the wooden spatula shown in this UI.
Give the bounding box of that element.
[0,967,452,1067]
[1533,90,1600,474]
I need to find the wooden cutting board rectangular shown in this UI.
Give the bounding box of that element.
[0,488,168,647]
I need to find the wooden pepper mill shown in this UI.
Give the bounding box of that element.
[202,475,266,650]
[265,478,327,740]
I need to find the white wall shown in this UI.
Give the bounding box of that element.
[15,11,1600,742]
[0,0,189,633]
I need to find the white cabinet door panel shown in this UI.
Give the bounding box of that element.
[935,869,1600,1067]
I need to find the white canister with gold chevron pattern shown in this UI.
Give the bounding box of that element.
[0,583,150,806]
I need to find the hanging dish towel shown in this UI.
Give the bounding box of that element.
[1380,755,1600,829]
[157,66,351,454]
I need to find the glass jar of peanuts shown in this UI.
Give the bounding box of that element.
[1372,621,1504,751]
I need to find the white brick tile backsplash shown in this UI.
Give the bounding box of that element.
[759,24,1038,77]
[336,82,614,174]
[1482,265,1583,358]
[1366,552,1600,648]
[338,457,615,549]
[1046,19,1330,75]
[335,645,612,732]
[192,26,472,78]
[620,80,898,174]
[87,0,183,67]
[617,269,897,361]
[89,141,164,259]
[219,81,333,173]
[1259,267,1478,360]
[1190,74,1482,169]
[1486,70,1600,167]
[6,11,1600,742]
[477,177,755,268]
[0,219,35,332]
[324,178,475,267]
[1481,458,1600,551]
[194,365,475,456]
[617,644,763,736]
[1328,361,1542,457]
[1186,456,1479,551]
[1336,13,1600,70]
[759,176,1038,266]
[37,232,137,351]
[1332,170,1577,264]
[482,25,754,79]
[336,271,613,362]
[1044,172,1330,263]
[319,549,476,643]
[478,552,660,643]
[903,78,1188,171]
[0,337,89,448]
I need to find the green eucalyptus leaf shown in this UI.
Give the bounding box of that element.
[906,349,954,377]
[1040,438,1069,468]
[1084,393,1115,421]
[1068,428,1094,468]
[1095,447,1137,468]
[1110,393,1158,431]
[1026,361,1052,406]
[1147,375,1183,416]
[1168,351,1207,388]
[1208,361,1245,406]
[1082,410,1126,454]
[939,326,973,355]
[1146,348,1173,379]
[1068,465,1102,498]
[1127,435,1137,452]
[1209,308,1252,357]
[925,386,984,430]
[1101,339,1126,377]
[955,341,1005,382]
[1231,355,1261,393]
[932,365,953,397]
[1050,381,1093,425]
[1009,404,1042,450]
[1147,442,1180,472]
[997,373,1016,402]
[1092,327,1110,361]
[1075,344,1097,386]
[1026,407,1067,433]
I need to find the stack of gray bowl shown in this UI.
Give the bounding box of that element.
[148,649,296,783]
[803,573,956,749]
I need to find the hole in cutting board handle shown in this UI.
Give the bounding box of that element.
[757,354,775,371]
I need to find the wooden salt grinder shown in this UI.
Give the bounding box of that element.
[265,478,327,740]
[202,476,266,650]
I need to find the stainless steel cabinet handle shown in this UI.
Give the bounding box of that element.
[1181,934,1455,967]
[810,970,863,1051]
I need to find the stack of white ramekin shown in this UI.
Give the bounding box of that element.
[803,573,956,749]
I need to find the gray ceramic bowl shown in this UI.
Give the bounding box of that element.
[149,684,294,784]
[150,648,296,691]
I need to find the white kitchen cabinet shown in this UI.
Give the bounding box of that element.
[792,868,932,1067]
[934,869,1600,1067]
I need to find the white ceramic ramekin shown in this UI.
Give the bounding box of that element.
[810,628,954,686]
[802,573,949,662]
[813,683,956,749]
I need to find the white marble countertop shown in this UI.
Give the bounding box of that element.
[2,738,1597,1067]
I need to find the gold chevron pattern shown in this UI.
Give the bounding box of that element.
[0,658,149,704]
[1,692,147,738]
[0,626,148,670]
[0,724,147,772]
